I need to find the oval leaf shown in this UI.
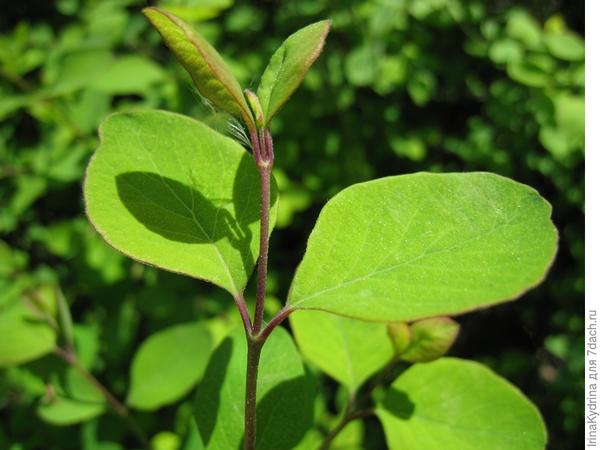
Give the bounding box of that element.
[194,326,316,450]
[38,367,106,426]
[84,110,278,296]
[376,358,547,449]
[287,172,557,321]
[290,310,393,391]
[0,300,56,367]
[127,322,213,410]
[257,20,331,125]
[143,7,254,128]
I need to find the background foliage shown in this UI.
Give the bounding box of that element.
[0,0,583,449]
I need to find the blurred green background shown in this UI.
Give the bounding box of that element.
[0,0,584,449]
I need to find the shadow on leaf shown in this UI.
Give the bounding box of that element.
[194,337,233,445]
[252,372,317,450]
[382,389,415,420]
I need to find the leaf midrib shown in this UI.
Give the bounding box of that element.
[292,213,541,307]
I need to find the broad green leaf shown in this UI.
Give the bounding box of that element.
[399,317,459,363]
[0,299,56,367]
[127,322,213,410]
[290,310,394,391]
[376,358,547,449]
[287,173,557,321]
[257,20,331,125]
[194,327,316,450]
[143,7,253,128]
[38,367,106,425]
[84,110,278,295]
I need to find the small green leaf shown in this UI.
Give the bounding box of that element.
[127,321,213,410]
[194,327,316,450]
[84,110,278,296]
[143,7,254,128]
[376,358,547,449]
[544,31,584,61]
[37,367,106,426]
[290,310,394,391]
[257,20,331,125]
[399,317,459,362]
[0,299,56,367]
[287,173,557,321]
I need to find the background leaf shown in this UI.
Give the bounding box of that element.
[257,20,331,125]
[37,367,106,426]
[84,110,278,296]
[127,321,213,411]
[290,310,394,391]
[194,326,316,450]
[288,172,557,321]
[376,358,547,449]
[0,298,56,367]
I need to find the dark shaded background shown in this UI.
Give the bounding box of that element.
[0,0,584,449]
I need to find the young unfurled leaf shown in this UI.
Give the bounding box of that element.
[257,20,331,125]
[127,322,213,411]
[290,310,394,391]
[399,317,459,362]
[376,358,547,449]
[194,327,316,450]
[143,7,254,129]
[287,172,557,321]
[84,110,278,296]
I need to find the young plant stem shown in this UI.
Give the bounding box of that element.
[234,293,253,336]
[318,404,374,450]
[258,306,294,341]
[244,338,264,450]
[251,131,273,335]
[53,347,150,450]
[243,128,275,450]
